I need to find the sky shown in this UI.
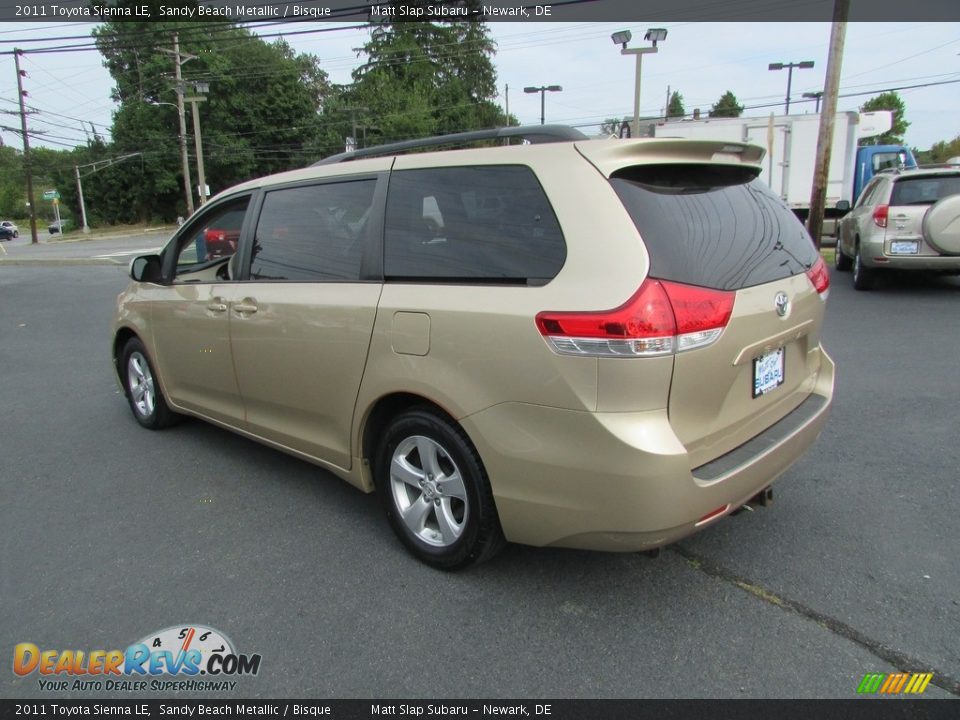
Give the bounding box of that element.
[0,20,958,153]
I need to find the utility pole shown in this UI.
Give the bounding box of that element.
[74,165,88,233]
[160,34,195,215]
[13,49,38,245]
[807,0,849,248]
[664,85,670,120]
[342,106,368,151]
[185,82,210,205]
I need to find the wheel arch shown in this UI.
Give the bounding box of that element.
[358,392,466,488]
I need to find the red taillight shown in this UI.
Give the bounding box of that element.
[535,279,734,357]
[805,256,830,298]
[872,204,889,228]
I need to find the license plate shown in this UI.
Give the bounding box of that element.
[753,347,785,398]
[890,240,919,255]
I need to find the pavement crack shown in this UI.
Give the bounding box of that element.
[671,544,960,697]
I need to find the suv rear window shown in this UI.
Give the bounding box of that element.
[611,165,818,291]
[384,166,565,284]
[890,175,960,206]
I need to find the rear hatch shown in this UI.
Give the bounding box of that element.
[575,141,829,467]
[884,173,960,256]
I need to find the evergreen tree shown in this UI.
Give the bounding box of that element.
[709,91,744,118]
[667,91,685,119]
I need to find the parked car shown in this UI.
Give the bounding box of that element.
[836,166,960,289]
[1,220,19,238]
[0,225,14,241]
[113,126,834,569]
[48,220,69,234]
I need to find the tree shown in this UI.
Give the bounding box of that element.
[93,15,333,222]
[709,91,744,118]
[667,91,685,119]
[344,11,504,149]
[859,92,910,145]
[925,135,960,163]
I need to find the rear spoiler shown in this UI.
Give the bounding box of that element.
[574,138,765,178]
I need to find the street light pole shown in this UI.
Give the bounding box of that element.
[612,28,667,139]
[803,91,824,113]
[523,85,562,125]
[768,60,815,114]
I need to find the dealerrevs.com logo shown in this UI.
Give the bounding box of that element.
[13,625,261,692]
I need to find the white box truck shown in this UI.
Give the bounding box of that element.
[648,111,912,219]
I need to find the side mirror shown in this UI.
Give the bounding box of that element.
[835,200,851,212]
[130,254,162,283]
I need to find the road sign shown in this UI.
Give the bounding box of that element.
[43,190,60,201]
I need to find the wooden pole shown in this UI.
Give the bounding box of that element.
[807,0,849,249]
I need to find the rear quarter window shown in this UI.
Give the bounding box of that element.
[611,165,818,291]
[384,166,566,284]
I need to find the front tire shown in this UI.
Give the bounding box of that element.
[835,240,852,272]
[853,243,875,291]
[375,408,505,570]
[120,338,178,429]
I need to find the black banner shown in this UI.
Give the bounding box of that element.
[1,700,959,720]
[0,0,958,23]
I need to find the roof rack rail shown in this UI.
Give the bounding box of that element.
[313,125,588,166]
[914,162,960,170]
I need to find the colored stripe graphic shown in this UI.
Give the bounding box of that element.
[857,672,933,694]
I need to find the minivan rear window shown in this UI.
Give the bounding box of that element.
[611,165,818,291]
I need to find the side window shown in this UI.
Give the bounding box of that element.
[173,196,250,280]
[855,179,880,209]
[249,179,377,282]
[384,166,566,283]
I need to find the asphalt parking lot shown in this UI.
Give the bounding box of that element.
[1,260,958,700]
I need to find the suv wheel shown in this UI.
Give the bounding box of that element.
[835,241,852,272]
[121,338,178,429]
[852,243,875,291]
[376,408,505,569]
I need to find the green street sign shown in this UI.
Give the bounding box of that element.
[43,190,60,201]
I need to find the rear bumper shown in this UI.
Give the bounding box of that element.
[462,348,834,552]
[861,237,960,270]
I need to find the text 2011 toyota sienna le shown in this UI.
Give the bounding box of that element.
[113,126,834,569]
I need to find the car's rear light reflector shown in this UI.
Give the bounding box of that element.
[695,504,731,527]
[535,279,734,358]
[873,204,889,228]
[805,256,830,300]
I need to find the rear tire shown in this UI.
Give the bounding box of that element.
[853,243,875,291]
[120,338,178,429]
[375,407,505,570]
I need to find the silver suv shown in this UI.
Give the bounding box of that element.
[113,126,834,569]
[836,165,960,289]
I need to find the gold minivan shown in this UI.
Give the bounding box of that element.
[113,126,834,569]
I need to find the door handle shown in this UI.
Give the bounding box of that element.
[233,299,259,315]
[206,297,227,313]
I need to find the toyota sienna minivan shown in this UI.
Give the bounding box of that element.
[113,126,834,569]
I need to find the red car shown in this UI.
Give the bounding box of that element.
[203,227,240,259]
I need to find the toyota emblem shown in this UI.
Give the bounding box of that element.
[775,291,790,317]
